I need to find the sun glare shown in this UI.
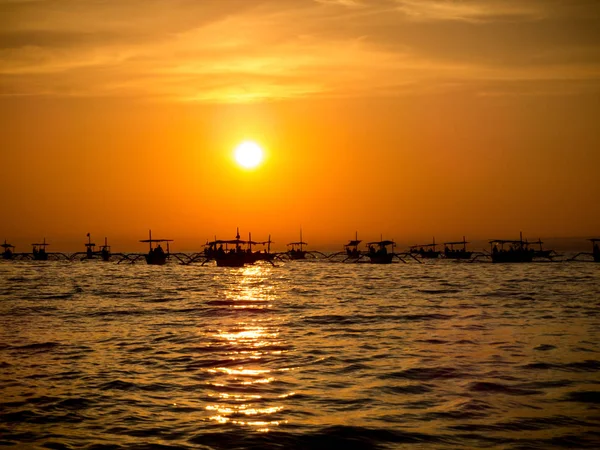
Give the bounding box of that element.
[234,141,264,169]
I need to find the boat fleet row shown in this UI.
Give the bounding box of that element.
[1,230,599,267]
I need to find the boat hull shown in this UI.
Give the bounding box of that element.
[145,254,168,265]
[368,254,393,264]
[444,251,473,260]
[491,251,533,263]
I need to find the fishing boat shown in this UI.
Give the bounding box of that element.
[2,240,15,260]
[594,239,600,262]
[84,233,96,259]
[287,229,308,260]
[326,233,363,262]
[99,237,112,262]
[366,240,395,264]
[140,230,172,265]
[31,238,50,261]
[489,233,533,263]
[443,237,473,260]
[204,229,248,267]
[410,238,440,259]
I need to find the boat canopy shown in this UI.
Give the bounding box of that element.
[489,239,526,244]
[443,240,470,245]
[1,241,14,249]
[410,243,437,249]
[208,239,247,245]
[31,242,49,246]
[367,240,394,246]
[287,241,308,246]
[590,238,600,243]
[345,240,362,247]
[140,239,174,243]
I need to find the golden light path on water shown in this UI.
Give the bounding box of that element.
[205,265,292,432]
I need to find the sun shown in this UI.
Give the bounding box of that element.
[234,141,264,169]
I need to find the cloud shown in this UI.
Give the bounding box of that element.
[0,0,599,102]
[392,0,545,23]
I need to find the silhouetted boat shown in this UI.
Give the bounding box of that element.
[594,239,600,263]
[84,233,96,259]
[99,237,112,261]
[489,233,533,263]
[344,232,362,260]
[2,240,15,260]
[140,230,172,265]
[366,240,395,264]
[443,237,473,260]
[32,238,49,261]
[410,238,440,259]
[204,229,248,267]
[287,229,308,260]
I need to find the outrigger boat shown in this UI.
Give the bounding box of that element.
[99,237,112,262]
[140,230,172,265]
[204,229,248,267]
[568,238,600,263]
[70,234,114,261]
[489,233,533,263]
[327,232,363,262]
[366,240,395,264]
[70,233,97,260]
[410,238,440,259]
[2,240,15,260]
[287,229,308,260]
[286,230,326,260]
[443,237,473,260]
[32,238,50,261]
[197,230,276,267]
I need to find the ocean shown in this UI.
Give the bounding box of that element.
[1,259,599,449]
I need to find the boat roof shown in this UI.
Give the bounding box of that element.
[410,243,437,249]
[287,241,307,246]
[140,239,173,243]
[345,240,362,247]
[1,243,14,248]
[367,240,394,246]
[443,240,470,245]
[208,239,247,245]
[489,239,526,244]
[31,242,49,246]
[590,238,600,243]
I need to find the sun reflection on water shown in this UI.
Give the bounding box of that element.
[205,264,290,430]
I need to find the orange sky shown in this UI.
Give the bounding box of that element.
[1,0,599,251]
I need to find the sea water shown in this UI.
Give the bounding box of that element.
[1,260,599,449]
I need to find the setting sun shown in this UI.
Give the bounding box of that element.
[234,141,264,169]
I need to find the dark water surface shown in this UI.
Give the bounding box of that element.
[1,260,599,449]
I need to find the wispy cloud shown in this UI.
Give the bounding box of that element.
[0,0,599,102]
[392,0,545,23]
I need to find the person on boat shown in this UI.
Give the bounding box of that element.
[594,243,599,256]
[155,244,164,255]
